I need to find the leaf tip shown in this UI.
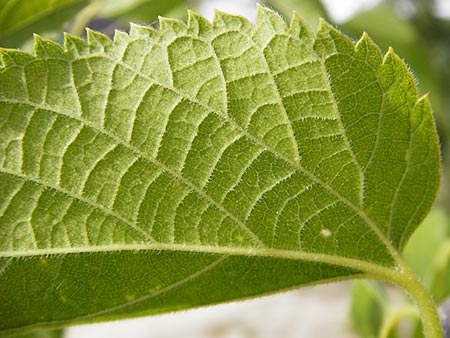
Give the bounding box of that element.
[255,4,288,32]
[63,32,88,55]
[417,92,432,107]
[256,3,276,15]
[32,34,64,58]
[159,16,187,38]
[213,9,252,33]
[360,31,370,42]
[0,47,6,68]
[86,28,113,52]
[383,46,415,81]
[129,23,158,39]
[0,47,33,67]
[289,11,314,42]
[317,17,333,33]
[355,31,382,59]
[212,8,230,24]
[382,46,402,68]
[113,29,129,44]
[187,10,213,37]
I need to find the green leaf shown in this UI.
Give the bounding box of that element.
[340,3,444,126]
[0,6,440,335]
[95,0,189,25]
[0,0,90,48]
[407,207,450,338]
[404,207,450,290]
[351,281,387,338]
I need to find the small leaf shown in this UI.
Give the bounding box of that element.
[0,6,440,335]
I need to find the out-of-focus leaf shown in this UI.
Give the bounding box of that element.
[405,207,450,338]
[351,281,387,338]
[95,0,188,25]
[431,241,450,303]
[404,207,450,288]
[262,0,329,29]
[0,0,89,48]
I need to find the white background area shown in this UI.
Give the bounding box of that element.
[66,283,358,338]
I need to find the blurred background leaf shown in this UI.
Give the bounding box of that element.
[351,281,390,338]
[0,0,89,47]
[95,0,189,24]
[69,0,192,39]
[404,207,450,337]
[404,207,450,290]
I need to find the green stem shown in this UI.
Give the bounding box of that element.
[389,258,443,338]
[378,305,419,338]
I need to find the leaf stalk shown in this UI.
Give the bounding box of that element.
[389,258,443,338]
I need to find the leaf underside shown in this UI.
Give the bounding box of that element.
[0,7,440,335]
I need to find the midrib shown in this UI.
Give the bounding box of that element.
[0,241,397,279]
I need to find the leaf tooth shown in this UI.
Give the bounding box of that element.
[413,94,438,138]
[415,92,432,114]
[0,48,33,68]
[187,10,213,40]
[253,4,289,48]
[86,28,113,54]
[213,10,253,36]
[355,32,383,66]
[113,29,130,45]
[382,47,418,98]
[256,4,288,31]
[289,11,314,45]
[33,34,65,59]
[129,23,158,40]
[63,33,89,57]
[159,16,187,43]
[315,18,354,57]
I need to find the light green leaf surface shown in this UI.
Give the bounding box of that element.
[0,0,89,48]
[0,7,440,335]
[341,3,444,123]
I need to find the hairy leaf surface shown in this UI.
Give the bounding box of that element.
[0,7,440,335]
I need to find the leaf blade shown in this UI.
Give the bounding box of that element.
[0,7,440,334]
